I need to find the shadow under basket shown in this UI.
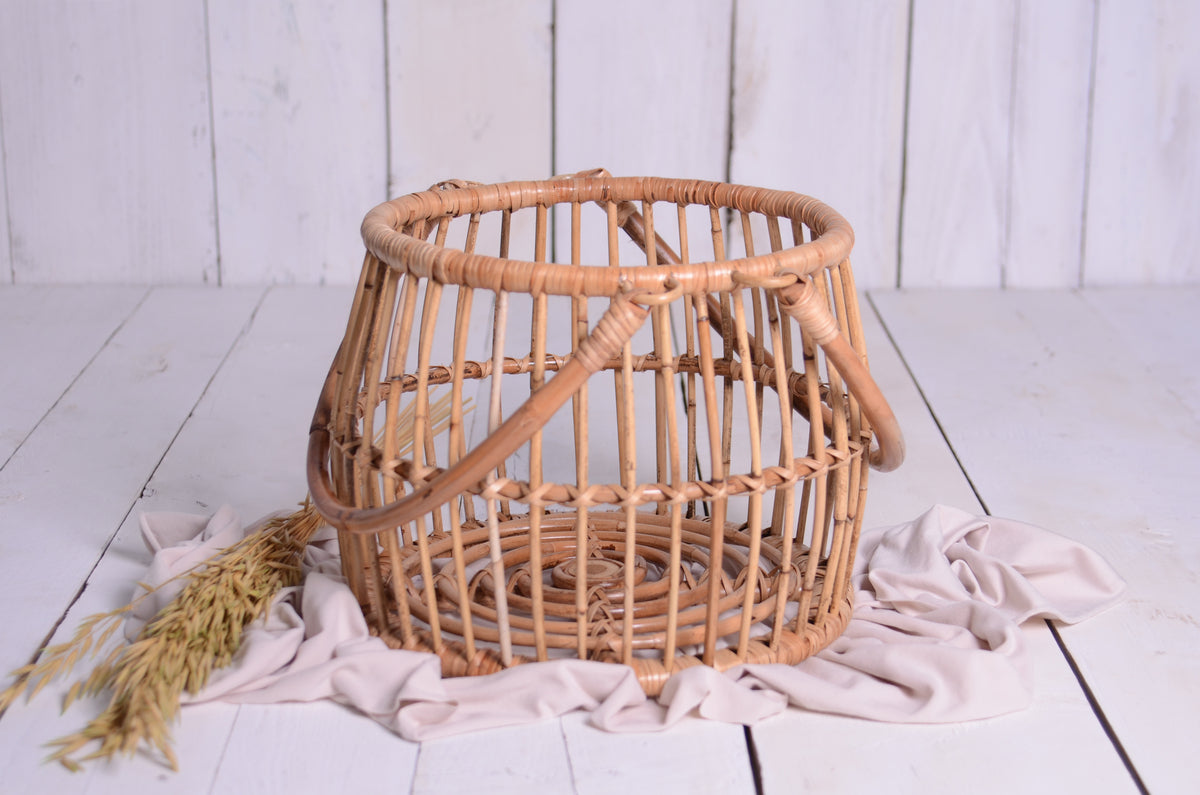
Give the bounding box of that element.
[307,171,904,696]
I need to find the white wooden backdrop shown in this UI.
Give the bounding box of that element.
[0,0,1196,287]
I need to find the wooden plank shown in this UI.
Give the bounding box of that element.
[0,1,217,283]
[412,720,573,795]
[1081,287,1200,420]
[901,0,1015,287]
[754,632,1133,795]
[1084,0,1200,284]
[213,702,415,795]
[0,286,146,468]
[748,298,1133,793]
[562,713,756,795]
[0,288,263,792]
[730,0,909,289]
[1006,0,1094,288]
[869,288,1200,794]
[207,0,388,285]
[387,0,552,194]
[554,0,730,182]
[0,121,10,283]
[0,286,420,792]
[0,287,262,678]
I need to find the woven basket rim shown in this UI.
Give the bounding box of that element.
[360,175,855,297]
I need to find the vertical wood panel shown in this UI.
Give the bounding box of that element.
[1084,0,1200,284]
[208,0,387,285]
[554,0,731,181]
[553,0,731,270]
[901,0,1016,287]
[0,111,10,283]
[0,0,217,283]
[871,288,1200,793]
[1006,0,1095,288]
[387,0,552,194]
[730,0,909,288]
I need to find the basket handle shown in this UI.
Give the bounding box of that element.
[307,288,651,535]
[582,170,904,472]
[772,277,905,472]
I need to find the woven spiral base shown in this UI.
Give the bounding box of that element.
[369,511,850,696]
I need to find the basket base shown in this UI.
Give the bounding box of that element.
[371,510,854,695]
[382,595,852,696]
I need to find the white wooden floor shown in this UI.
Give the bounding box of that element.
[0,285,1195,794]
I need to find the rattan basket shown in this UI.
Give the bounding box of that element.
[307,170,904,695]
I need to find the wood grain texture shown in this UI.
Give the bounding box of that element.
[0,288,263,793]
[730,0,909,288]
[870,288,1200,794]
[1081,287,1200,420]
[1084,0,1200,284]
[412,720,573,795]
[753,628,1134,795]
[0,286,146,468]
[561,713,756,795]
[0,287,392,792]
[207,0,387,285]
[554,0,730,181]
[550,0,731,370]
[748,298,1134,793]
[1006,0,1094,287]
[0,115,10,283]
[212,703,418,795]
[0,287,262,678]
[387,0,552,194]
[0,1,218,283]
[901,0,1016,287]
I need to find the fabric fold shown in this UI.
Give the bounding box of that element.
[130,504,1124,739]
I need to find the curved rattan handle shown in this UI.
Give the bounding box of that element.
[772,278,905,472]
[596,173,904,472]
[307,290,651,535]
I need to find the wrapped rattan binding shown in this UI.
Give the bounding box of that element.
[307,170,904,695]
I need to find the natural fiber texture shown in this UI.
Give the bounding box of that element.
[148,504,1125,736]
[308,171,906,694]
[0,502,321,770]
[0,395,459,770]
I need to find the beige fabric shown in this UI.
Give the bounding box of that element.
[131,504,1125,739]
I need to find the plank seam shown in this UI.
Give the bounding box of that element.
[867,289,1150,794]
[382,0,394,199]
[409,741,424,793]
[1077,0,1101,288]
[0,287,152,474]
[895,0,916,289]
[723,0,737,186]
[743,725,764,795]
[207,708,242,794]
[1048,622,1149,794]
[12,286,269,696]
[550,0,558,263]
[865,291,989,514]
[1001,0,1021,289]
[201,0,224,286]
[0,71,13,283]
[558,719,581,795]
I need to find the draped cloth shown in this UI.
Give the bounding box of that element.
[130,504,1125,740]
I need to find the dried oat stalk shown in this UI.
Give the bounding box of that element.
[0,393,460,771]
[41,500,320,771]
